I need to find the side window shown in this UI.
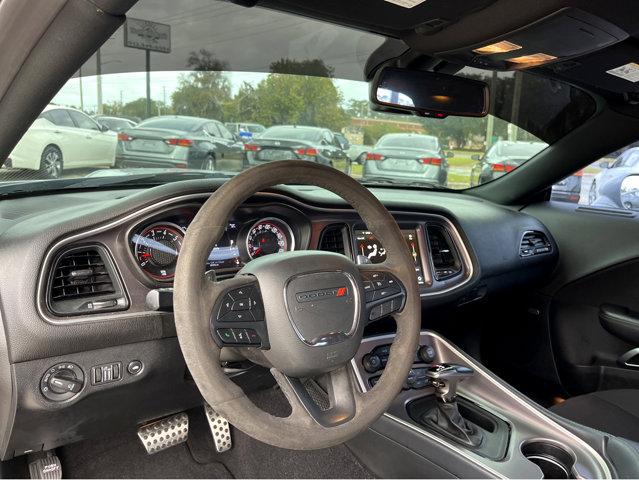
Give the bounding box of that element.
[217,123,235,140]
[47,109,75,127]
[68,110,100,131]
[551,143,639,209]
[204,123,220,137]
[322,131,333,145]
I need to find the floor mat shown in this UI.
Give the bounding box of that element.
[58,432,232,479]
[189,387,373,479]
[58,387,372,479]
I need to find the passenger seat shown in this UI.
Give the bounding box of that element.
[551,390,639,442]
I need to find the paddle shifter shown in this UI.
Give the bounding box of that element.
[421,363,483,447]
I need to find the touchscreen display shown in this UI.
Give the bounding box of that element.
[206,221,243,269]
[354,229,425,284]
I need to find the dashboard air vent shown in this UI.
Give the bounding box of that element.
[426,225,462,281]
[48,246,127,316]
[318,225,347,255]
[519,231,552,257]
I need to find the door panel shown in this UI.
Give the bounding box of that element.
[523,201,639,395]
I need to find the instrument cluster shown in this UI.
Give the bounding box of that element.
[129,206,297,282]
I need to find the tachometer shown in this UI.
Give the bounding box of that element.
[246,218,294,259]
[134,222,184,281]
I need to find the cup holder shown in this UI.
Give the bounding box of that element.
[521,441,575,479]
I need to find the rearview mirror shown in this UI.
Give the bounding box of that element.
[371,67,489,118]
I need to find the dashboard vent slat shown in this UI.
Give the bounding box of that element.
[519,231,552,257]
[50,249,115,300]
[426,225,462,281]
[319,225,347,255]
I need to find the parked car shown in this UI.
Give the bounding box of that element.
[225,122,266,142]
[361,133,450,186]
[551,170,583,203]
[588,147,639,204]
[347,144,372,164]
[116,116,243,170]
[243,125,349,170]
[7,105,116,178]
[470,140,548,186]
[95,115,137,132]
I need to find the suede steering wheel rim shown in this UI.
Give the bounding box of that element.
[173,161,420,450]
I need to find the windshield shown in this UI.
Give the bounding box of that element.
[0,0,595,193]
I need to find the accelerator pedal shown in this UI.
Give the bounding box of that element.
[204,403,232,452]
[137,412,189,454]
[28,452,62,480]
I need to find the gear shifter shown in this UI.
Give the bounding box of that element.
[421,363,483,447]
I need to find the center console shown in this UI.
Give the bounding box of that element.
[349,332,613,479]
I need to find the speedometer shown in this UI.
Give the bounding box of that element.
[246,218,294,259]
[134,222,184,281]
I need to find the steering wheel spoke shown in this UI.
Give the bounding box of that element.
[272,365,360,428]
[208,275,270,349]
[357,263,407,323]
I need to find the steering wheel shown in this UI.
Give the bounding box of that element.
[173,161,420,449]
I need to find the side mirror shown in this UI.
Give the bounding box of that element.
[471,154,481,161]
[100,123,110,132]
[598,160,611,169]
[620,174,639,210]
[445,151,454,158]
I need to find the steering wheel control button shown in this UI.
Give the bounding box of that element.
[245,329,261,344]
[91,362,122,385]
[127,360,144,376]
[230,287,251,300]
[217,328,236,344]
[41,362,85,402]
[234,329,250,344]
[231,299,250,311]
[217,295,234,319]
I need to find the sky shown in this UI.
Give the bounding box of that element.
[51,71,370,114]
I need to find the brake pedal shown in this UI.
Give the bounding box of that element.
[205,403,232,452]
[137,412,189,454]
[28,452,62,480]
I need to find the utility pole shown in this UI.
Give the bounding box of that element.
[509,71,523,141]
[485,70,497,150]
[79,67,84,111]
[96,49,103,115]
[145,49,151,118]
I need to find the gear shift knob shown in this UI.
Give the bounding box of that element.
[425,363,474,402]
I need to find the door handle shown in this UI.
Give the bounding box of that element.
[599,304,639,345]
[53,130,62,134]
[85,136,93,140]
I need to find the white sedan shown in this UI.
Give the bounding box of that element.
[8,105,117,178]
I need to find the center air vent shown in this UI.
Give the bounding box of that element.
[47,246,127,316]
[426,224,462,281]
[318,225,347,255]
[519,231,552,257]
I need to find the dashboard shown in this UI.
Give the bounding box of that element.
[0,180,558,460]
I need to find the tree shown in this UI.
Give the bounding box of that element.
[116,98,169,120]
[346,99,371,119]
[269,58,334,78]
[170,49,232,120]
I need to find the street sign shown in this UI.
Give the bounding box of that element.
[124,18,171,54]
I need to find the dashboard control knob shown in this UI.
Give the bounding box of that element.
[362,354,382,373]
[418,345,436,363]
[48,369,83,394]
[41,362,85,401]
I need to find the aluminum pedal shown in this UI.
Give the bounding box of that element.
[137,412,189,454]
[28,453,62,480]
[204,403,232,452]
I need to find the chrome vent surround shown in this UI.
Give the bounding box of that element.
[318,224,347,255]
[47,245,127,316]
[426,224,462,281]
[519,231,552,257]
